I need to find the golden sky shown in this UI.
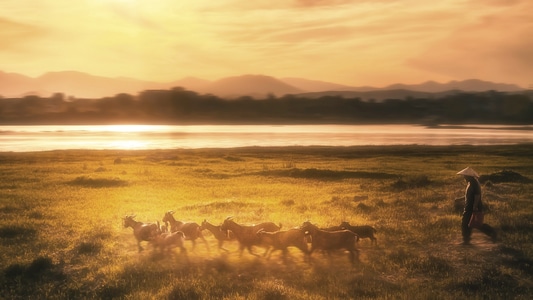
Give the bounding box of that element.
[1,0,532,87]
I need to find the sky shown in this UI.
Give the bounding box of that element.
[1,0,532,88]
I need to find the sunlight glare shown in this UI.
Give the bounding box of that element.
[105,125,157,133]
[110,140,148,150]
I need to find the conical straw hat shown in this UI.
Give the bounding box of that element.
[456,167,479,178]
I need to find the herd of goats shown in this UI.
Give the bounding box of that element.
[123,211,377,264]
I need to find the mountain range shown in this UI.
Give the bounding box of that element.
[0,70,526,99]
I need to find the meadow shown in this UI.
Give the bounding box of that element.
[1,144,532,299]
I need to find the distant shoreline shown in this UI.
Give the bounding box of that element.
[425,124,533,131]
[2,143,532,156]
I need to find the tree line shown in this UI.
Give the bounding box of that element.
[0,87,532,125]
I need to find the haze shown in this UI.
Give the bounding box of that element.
[1,0,532,88]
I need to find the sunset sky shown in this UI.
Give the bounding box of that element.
[1,0,532,88]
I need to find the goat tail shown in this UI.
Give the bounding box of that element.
[279,223,283,230]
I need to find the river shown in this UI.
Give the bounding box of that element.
[0,124,532,152]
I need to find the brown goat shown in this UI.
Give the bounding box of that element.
[123,215,160,252]
[220,217,281,257]
[151,231,187,255]
[162,211,209,252]
[321,225,344,231]
[301,221,359,265]
[257,228,308,262]
[200,219,235,252]
[339,221,377,245]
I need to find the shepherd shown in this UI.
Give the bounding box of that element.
[456,167,497,245]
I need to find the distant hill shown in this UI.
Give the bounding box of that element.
[291,78,525,100]
[296,89,463,101]
[0,71,167,98]
[281,77,360,92]
[201,74,302,98]
[0,71,36,96]
[0,70,526,99]
[36,71,165,98]
[167,77,211,93]
[383,79,523,93]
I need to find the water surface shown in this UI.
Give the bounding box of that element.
[1,124,532,152]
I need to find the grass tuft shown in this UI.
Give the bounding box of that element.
[256,168,396,181]
[168,284,202,300]
[280,199,295,206]
[391,175,431,190]
[224,156,244,162]
[0,205,22,214]
[97,283,128,299]
[0,225,37,239]
[480,170,532,184]
[26,256,53,277]
[76,241,103,255]
[4,263,26,278]
[68,176,128,188]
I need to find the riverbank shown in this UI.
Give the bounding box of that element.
[1,145,532,299]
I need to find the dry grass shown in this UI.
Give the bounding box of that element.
[1,145,532,299]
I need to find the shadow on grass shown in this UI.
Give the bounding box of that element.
[446,266,523,297]
[499,246,533,276]
[4,256,66,282]
[75,241,103,255]
[255,168,397,181]
[480,170,532,184]
[391,175,432,190]
[0,225,37,239]
[183,200,260,212]
[67,176,128,188]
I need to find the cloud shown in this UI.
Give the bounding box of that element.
[0,0,530,86]
[0,17,47,51]
[293,0,356,7]
[195,0,387,12]
[106,2,161,30]
[408,1,533,86]
[468,0,525,6]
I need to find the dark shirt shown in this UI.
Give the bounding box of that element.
[464,178,482,213]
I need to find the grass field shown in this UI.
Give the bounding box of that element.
[1,145,532,299]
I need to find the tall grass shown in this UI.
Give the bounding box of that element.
[1,145,532,299]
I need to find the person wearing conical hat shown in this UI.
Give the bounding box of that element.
[456,167,496,245]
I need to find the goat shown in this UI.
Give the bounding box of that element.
[159,223,169,233]
[300,221,359,265]
[339,221,377,245]
[257,228,308,262]
[311,225,343,244]
[200,219,235,252]
[123,215,160,252]
[321,225,344,231]
[220,217,281,257]
[151,231,187,255]
[162,211,209,252]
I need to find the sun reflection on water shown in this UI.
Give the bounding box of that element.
[103,125,162,133]
[109,140,148,150]
[1,124,532,152]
